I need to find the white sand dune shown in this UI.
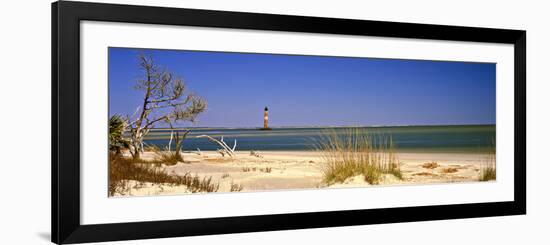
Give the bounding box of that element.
[113,150,494,197]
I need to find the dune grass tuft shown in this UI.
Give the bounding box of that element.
[230,181,244,192]
[154,151,184,165]
[479,140,496,181]
[315,128,402,185]
[144,145,184,165]
[479,164,496,181]
[479,154,496,181]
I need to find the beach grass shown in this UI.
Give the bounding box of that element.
[230,181,244,192]
[316,128,402,185]
[109,153,219,196]
[479,164,496,181]
[135,145,185,165]
[479,155,496,181]
[479,140,496,181]
[152,148,184,165]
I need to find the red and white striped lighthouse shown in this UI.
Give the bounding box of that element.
[263,106,269,129]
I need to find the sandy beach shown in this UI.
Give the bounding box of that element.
[113,150,493,197]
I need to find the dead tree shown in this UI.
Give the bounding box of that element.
[166,120,191,161]
[128,53,207,160]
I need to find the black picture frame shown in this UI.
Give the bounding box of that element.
[52,1,526,244]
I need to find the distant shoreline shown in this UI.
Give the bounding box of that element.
[146,124,496,131]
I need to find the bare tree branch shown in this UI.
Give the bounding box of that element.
[127,53,207,160]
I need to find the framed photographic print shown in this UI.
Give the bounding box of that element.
[52,1,526,244]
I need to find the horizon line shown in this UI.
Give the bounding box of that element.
[145,123,496,130]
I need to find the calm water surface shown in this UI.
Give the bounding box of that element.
[140,125,495,153]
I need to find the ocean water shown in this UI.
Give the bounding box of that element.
[141,125,496,153]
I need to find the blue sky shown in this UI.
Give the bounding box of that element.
[109,47,496,128]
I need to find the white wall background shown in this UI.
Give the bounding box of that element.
[0,0,548,244]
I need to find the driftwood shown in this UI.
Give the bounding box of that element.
[195,135,237,157]
[167,130,174,152]
[217,149,226,157]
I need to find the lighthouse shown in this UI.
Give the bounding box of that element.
[263,106,269,129]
